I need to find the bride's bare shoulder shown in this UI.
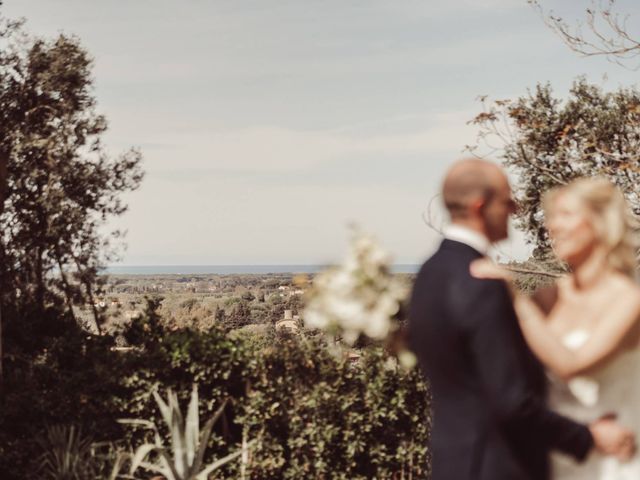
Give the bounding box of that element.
[610,272,640,300]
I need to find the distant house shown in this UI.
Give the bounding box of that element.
[275,309,299,333]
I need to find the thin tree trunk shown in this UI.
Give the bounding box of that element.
[55,254,76,323]
[84,281,102,335]
[0,148,9,395]
[35,245,44,312]
[0,302,3,395]
[73,257,102,335]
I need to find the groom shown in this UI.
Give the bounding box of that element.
[408,158,635,480]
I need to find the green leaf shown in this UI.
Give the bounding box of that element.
[129,443,161,475]
[185,384,200,466]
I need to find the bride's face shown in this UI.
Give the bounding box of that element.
[546,192,599,265]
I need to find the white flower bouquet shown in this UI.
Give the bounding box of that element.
[303,229,410,353]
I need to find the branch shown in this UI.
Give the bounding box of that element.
[504,265,561,278]
[0,148,7,216]
[531,0,640,69]
[517,144,568,186]
[421,194,444,235]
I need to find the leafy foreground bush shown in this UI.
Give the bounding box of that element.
[0,307,430,479]
[242,336,430,479]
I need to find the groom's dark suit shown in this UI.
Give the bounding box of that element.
[409,239,593,480]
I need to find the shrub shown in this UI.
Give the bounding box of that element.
[240,335,430,479]
[0,305,431,479]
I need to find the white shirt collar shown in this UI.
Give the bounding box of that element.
[443,224,491,256]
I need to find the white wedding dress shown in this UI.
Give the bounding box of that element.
[549,329,640,480]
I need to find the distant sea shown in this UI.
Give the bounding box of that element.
[102,264,421,275]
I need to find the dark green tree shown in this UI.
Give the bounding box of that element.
[0,7,20,391]
[0,14,143,364]
[227,300,252,329]
[470,78,640,256]
[214,305,226,325]
[241,290,255,302]
[269,299,286,324]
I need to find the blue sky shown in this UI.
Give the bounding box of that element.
[4,0,640,265]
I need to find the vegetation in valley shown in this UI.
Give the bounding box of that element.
[0,297,431,479]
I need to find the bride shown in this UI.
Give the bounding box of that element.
[472,177,640,480]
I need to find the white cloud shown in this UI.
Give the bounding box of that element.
[109,109,479,173]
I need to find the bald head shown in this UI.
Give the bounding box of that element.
[442,158,507,220]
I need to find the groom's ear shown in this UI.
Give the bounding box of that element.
[470,198,486,214]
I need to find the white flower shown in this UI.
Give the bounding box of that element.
[354,234,375,254]
[327,297,366,328]
[367,243,392,267]
[377,293,400,317]
[330,269,356,293]
[364,310,391,339]
[303,228,407,347]
[343,254,360,274]
[398,350,417,370]
[342,329,360,345]
[304,307,330,330]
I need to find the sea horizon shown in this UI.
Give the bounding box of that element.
[102,264,421,275]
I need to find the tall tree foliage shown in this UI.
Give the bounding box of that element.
[0,15,143,352]
[469,79,640,256]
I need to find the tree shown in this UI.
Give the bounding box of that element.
[468,78,640,256]
[214,305,226,324]
[529,0,640,68]
[0,10,28,391]
[240,290,255,302]
[227,301,252,330]
[0,15,143,361]
[268,297,285,324]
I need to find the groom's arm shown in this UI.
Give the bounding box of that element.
[460,278,594,460]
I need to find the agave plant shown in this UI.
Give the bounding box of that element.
[119,385,254,480]
[36,425,95,480]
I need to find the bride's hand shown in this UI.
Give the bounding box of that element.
[470,258,513,282]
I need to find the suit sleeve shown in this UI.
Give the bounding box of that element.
[461,279,594,460]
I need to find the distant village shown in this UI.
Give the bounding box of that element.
[75,273,310,337]
[103,273,306,296]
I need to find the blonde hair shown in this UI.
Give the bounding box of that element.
[543,177,638,277]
